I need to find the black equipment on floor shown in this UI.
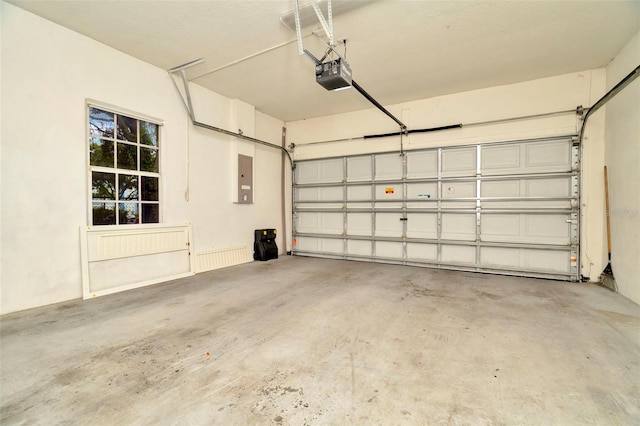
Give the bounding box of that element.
[254,229,278,261]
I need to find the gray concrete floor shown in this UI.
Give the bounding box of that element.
[1,256,639,425]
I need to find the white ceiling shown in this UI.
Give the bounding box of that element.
[6,0,640,122]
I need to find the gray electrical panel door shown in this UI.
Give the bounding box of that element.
[238,154,253,204]
[292,136,580,281]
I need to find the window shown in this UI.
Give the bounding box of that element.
[88,105,160,225]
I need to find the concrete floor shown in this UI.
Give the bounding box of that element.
[1,257,639,425]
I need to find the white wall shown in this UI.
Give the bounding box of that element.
[0,3,287,314]
[604,31,640,305]
[287,70,608,283]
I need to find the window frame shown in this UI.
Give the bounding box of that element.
[86,101,163,227]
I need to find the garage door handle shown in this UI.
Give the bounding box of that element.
[400,218,408,221]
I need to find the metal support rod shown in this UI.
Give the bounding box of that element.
[181,70,196,122]
[579,64,640,144]
[327,0,333,46]
[191,40,298,80]
[351,80,407,131]
[311,0,333,46]
[192,120,294,167]
[168,58,204,73]
[281,127,289,254]
[293,0,305,56]
[168,67,295,168]
[303,49,321,65]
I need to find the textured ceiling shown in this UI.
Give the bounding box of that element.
[6,0,640,122]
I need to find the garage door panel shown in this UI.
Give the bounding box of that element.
[296,161,320,184]
[524,215,570,243]
[296,187,321,202]
[406,151,437,178]
[524,140,571,172]
[348,240,371,256]
[347,213,371,236]
[524,250,570,273]
[347,185,371,201]
[376,241,403,259]
[296,236,319,252]
[442,214,476,241]
[406,213,438,239]
[482,177,572,209]
[407,243,438,261]
[482,145,521,173]
[525,178,571,197]
[375,184,402,200]
[297,158,343,184]
[442,147,476,177]
[442,245,475,264]
[481,247,570,274]
[407,183,437,208]
[375,153,403,180]
[482,180,520,197]
[347,156,372,181]
[482,178,571,198]
[297,237,343,255]
[407,182,437,199]
[482,214,570,243]
[442,181,476,198]
[296,212,319,233]
[480,247,520,268]
[442,181,476,208]
[481,139,571,175]
[296,186,343,202]
[297,212,343,234]
[482,214,520,240]
[483,200,571,209]
[376,214,403,237]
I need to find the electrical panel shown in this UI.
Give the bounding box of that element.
[238,154,253,204]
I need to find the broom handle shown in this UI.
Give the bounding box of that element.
[604,165,612,254]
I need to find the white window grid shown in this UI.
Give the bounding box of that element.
[87,103,162,226]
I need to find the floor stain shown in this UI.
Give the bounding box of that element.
[595,309,640,325]
[471,288,502,300]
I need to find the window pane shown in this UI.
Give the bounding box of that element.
[119,203,139,224]
[117,115,138,142]
[93,202,116,225]
[89,108,114,138]
[118,174,138,200]
[117,143,137,170]
[92,171,116,200]
[142,204,159,223]
[89,138,114,167]
[141,176,158,201]
[140,121,158,147]
[140,147,158,172]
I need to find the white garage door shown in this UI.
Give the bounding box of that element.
[292,136,580,280]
